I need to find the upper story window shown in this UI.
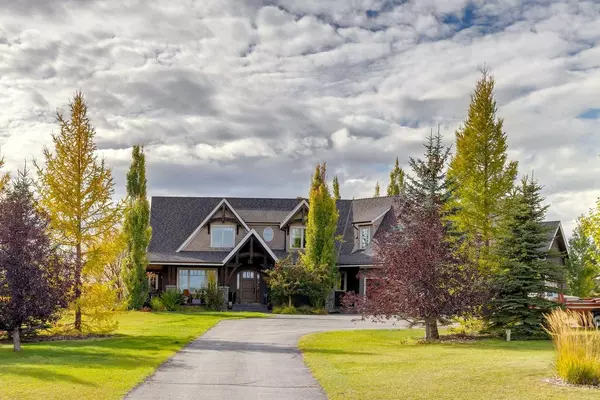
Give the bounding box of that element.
[290,227,306,249]
[263,227,274,242]
[211,225,235,248]
[359,226,371,249]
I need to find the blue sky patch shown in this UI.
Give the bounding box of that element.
[577,108,600,119]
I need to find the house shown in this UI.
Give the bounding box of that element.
[146,196,569,308]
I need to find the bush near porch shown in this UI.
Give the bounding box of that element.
[0,310,263,400]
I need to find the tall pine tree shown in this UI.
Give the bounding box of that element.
[487,176,562,338]
[332,175,341,200]
[566,216,599,297]
[36,92,120,331]
[387,157,405,196]
[448,70,518,273]
[123,146,152,309]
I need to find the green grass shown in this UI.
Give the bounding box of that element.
[0,311,263,400]
[299,329,600,400]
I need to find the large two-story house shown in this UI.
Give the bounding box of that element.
[146,196,569,308]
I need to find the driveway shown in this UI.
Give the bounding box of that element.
[125,314,407,400]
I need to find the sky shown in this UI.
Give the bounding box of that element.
[0,0,599,236]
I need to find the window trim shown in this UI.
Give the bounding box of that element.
[359,226,371,249]
[290,226,306,249]
[210,224,235,248]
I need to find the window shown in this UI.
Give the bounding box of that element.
[359,226,371,249]
[336,271,347,292]
[211,225,235,248]
[290,227,305,249]
[242,271,254,279]
[178,269,216,291]
[263,227,274,242]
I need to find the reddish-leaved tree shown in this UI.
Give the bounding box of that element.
[0,170,72,351]
[344,130,487,340]
[345,200,486,340]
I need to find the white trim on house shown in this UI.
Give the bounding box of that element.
[279,200,309,229]
[176,198,250,252]
[221,229,280,265]
[289,226,306,249]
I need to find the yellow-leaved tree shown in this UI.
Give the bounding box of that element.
[36,91,121,332]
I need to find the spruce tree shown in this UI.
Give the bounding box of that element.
[448,70,518,274]
[36,92,120,331]
[386,157,405,196]
[123,146,152,309]
[374,181,380,197]
[332,175,341,200]
[566,216,599,297]
[487,176,562,338]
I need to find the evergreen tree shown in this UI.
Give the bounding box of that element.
[566,216,599,297]
[386,157,405,196]
[36,92,120,331]
[301,162,339,308]
[448,70,518,274]
[0,155,9,192]
[487,176,562,338]
[123,146,152,309]
[374,181,380,197]
[332,175,341,200]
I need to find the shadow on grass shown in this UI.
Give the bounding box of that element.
[0,367,98,386]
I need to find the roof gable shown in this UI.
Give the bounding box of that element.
[279,200,309,228]
[176,198,250,252]
[222,229,279,264]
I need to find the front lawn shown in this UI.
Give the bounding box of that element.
[299,329,600,400]
[0,311,262,400]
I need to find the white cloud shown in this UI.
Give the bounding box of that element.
[0,0,599,237]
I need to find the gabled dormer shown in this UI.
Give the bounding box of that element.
[280,199,308,251]
[176,199,250,252]
[352,206,391,252]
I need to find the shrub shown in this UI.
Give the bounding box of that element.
[272,305,297,314]
[449,314,486,336]
[150,296,165,311]
[204,281,225,311]
[158,290,185,311]
[545,309,600,386]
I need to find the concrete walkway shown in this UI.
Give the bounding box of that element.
[125,314,406,400]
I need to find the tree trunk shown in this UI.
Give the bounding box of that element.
[424,317,439,341]
[13,327,21,352]
[288,295,292,308]
[74,242,82,331]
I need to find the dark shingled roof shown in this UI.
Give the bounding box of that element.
[148,196,395,265]
[148,196,567,265]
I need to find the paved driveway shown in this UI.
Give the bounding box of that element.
[125,314,407,400]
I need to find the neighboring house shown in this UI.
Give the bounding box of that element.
[146,196,569,307]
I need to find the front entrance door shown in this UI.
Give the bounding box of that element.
[239,270,257,304]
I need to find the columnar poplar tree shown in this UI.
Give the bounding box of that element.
[566,217,599,297]
[332,175,341,200]
[36,92,120,331]
[0,170,72,351]
[346,131,486,340]
[448,70,518,273]
[487,176,562,338]
[387,157,405,196]
[301,162,339,307]
[374,181,381,197]
[123,145,152,309]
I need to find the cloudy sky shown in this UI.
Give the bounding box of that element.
[1,0,599,235]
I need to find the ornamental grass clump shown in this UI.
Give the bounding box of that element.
[545,309,600,386]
